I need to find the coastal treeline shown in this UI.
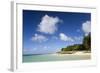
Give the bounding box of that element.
[61,33,91,52]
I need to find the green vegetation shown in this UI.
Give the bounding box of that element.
[83,33,91,51]
[61,33,91,52]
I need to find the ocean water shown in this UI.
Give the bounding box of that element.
[23,54,91,62]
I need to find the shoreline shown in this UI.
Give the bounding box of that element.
[52,51,91,56]
[23,51,91,56]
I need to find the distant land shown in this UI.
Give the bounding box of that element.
[58,33,91,54]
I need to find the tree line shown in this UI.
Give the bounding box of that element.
[61,33,91,51]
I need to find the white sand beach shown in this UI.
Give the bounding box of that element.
[23,51,91,62]
[52,51,91,56]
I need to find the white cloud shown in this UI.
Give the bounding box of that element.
[74,36,83,41]
[59,33,74,42]
[37,14,61,34]
[31,34,47,42]
[82,21,91,36]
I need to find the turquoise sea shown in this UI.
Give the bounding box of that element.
[23,54,91,62]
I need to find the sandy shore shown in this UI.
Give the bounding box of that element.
[52,51,91,56]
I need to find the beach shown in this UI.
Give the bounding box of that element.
[23,51,91,62]
[52,51,91,56]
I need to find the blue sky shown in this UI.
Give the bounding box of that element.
[23,10,91,55]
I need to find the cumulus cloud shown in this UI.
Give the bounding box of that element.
[74,36,83,41]
[37,14,61,34]
[82,21,91,36]
[31,34,47,42]
[59,33,74,42]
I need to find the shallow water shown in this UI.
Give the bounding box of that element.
[23,54,91,62]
